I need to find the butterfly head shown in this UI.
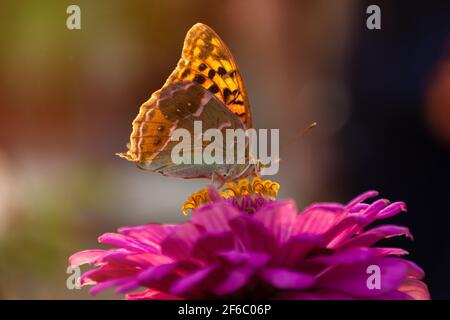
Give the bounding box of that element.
[228,159,267,182]
[254,159,266,177]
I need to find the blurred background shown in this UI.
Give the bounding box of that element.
[0,0,449,299]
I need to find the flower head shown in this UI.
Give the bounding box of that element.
[182,177,280,214]
[69,179,430,300]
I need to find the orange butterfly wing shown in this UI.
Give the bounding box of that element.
[118,23,251,165]
[164,23,252,128]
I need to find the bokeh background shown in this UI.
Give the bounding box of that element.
[0,0,449,299]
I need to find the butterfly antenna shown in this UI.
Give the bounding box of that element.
[279,122,317,161]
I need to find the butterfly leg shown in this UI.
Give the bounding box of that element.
[211,171,226,189]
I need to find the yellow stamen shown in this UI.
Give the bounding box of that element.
[182,177,280,215]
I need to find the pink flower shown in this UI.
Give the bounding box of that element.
[69,186,430,300]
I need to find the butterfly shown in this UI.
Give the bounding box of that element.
[117,23,263,186]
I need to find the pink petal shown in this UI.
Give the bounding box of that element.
[137,261,199,292]
[191,201,241,233]
[398,278,430,300]
[310,247,374,265]
[119,224,176,249]
[370,290,412,300]
[261,268,315,290]
[359,199,390,221]
[338,225,412,249]
[80,264,138,284]
[126,289,182,300]
[323,215,368,248]
[348,203,370,213]
[89,277,134,296]
[293,206,346,236]
[272,234,325,267]
[218,251,270,268]
[99,250,135,264]
[68,249,107,267]
[375,202,407,220]
[125,252,174,267]
[228,215,276,252]
[254,200,297,243]
[160,223,203,260]
[117,279,141,293]
[171,266,216,296]
[404,260,425,279]
[191,232,236,263]
[214,265,255,296]
[316,257,410,297]
[346,190,379,208]
[303,203,345,213]
[372,248,409,256]
[98,233,152,253]
[207,184,223,202]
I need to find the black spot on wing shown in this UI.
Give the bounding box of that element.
[217,67,227,76]
[194,75,206,84]
[208,84,219,93]
[181,69,190,78]
[208,69,216,79]
[223,88,232,102]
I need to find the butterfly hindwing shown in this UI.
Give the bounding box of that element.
[118,83,246,179]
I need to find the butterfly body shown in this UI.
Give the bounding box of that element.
[118,23,258,184]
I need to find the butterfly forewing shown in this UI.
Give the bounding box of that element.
[164,23,252,128]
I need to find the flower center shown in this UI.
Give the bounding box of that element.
[182,177,280,215]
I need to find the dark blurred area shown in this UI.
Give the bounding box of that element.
[346,0,450,300]
[0,0,449,299]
